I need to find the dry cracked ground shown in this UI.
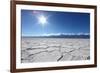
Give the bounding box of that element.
[21,38,90,63]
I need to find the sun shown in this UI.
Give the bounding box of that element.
[38,15,47,26]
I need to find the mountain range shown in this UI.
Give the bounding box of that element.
[22,33,90,38]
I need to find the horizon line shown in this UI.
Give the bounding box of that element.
[22,32,90,37]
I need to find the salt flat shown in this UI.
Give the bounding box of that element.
[21,38,90,63]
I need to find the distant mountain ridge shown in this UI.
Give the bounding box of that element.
[22,33,90,38]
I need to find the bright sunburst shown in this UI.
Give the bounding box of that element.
[38,15,47,26]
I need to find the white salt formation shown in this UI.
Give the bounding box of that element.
[21,38,90,63]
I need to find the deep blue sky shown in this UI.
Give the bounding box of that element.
[21,10,90,36]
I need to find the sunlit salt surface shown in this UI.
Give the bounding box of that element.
[21,38,90,63]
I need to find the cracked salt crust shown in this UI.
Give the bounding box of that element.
[21,38,90,63]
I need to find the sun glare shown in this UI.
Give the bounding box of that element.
[38,15,47,26]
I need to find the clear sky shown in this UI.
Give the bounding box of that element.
[21,10,90,36]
